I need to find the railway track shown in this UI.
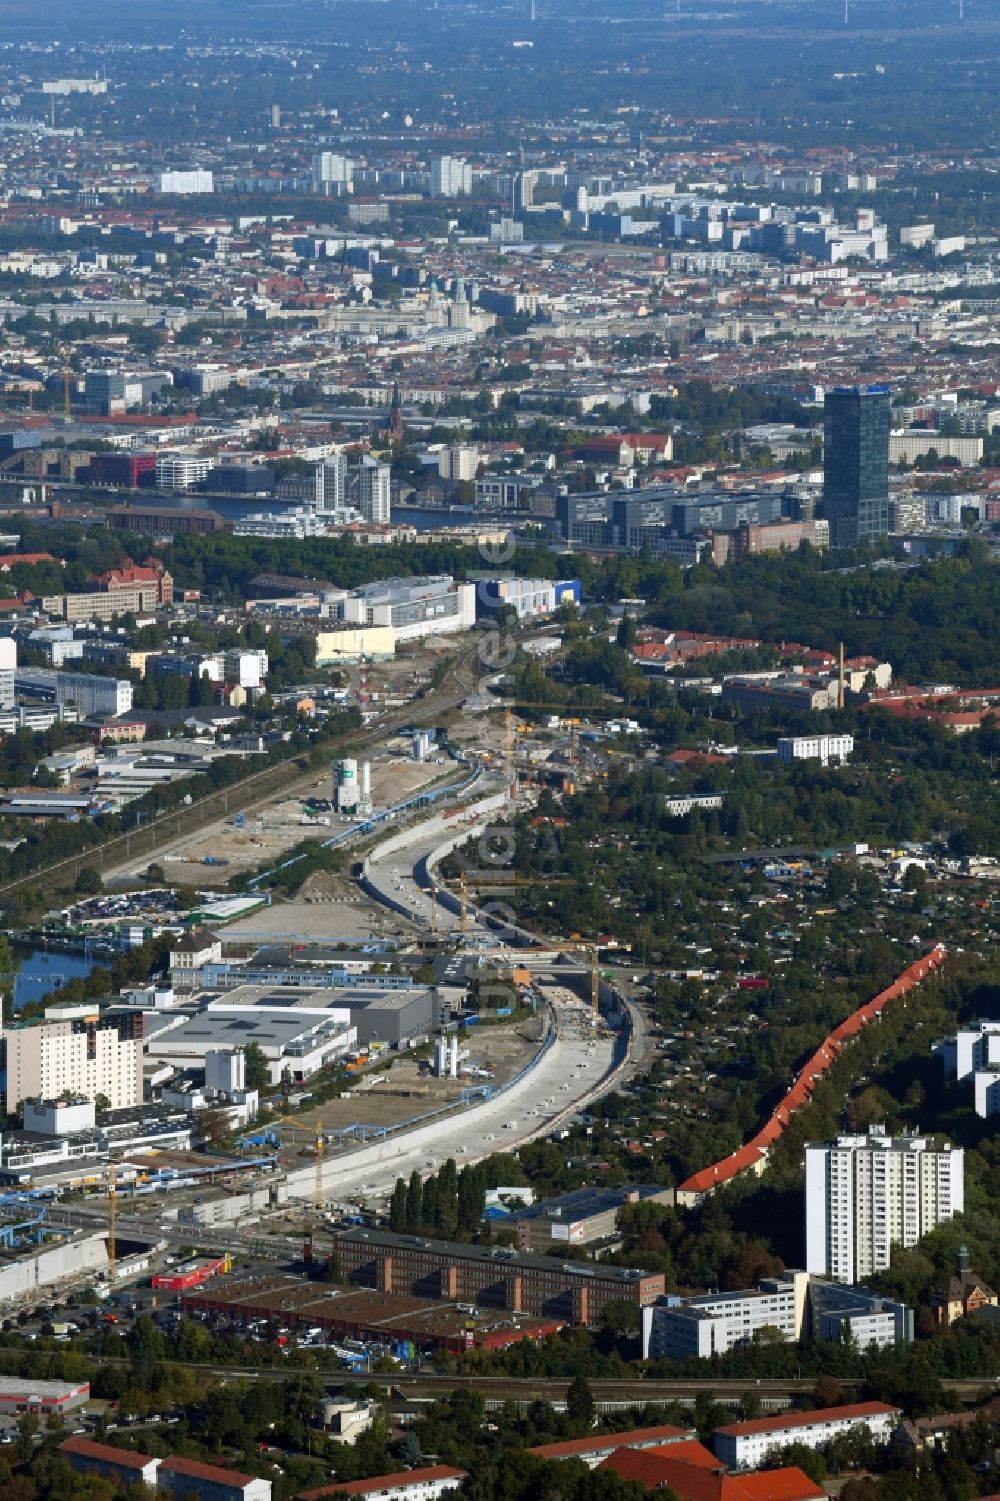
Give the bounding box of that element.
[10,1353,997,1407]
[0,644,482,914]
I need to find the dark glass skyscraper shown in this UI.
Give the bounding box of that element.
[822,385,890,547]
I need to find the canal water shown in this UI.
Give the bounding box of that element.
[13,948,95,1012]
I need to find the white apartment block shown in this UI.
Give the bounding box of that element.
[158,170,214,195]
[4,1005,144,1113]
[312,152,353,187]
[889,431,983,467]
[316,452,348,511]
[714,1402,900,1470]
[430,156,472,197]
[223,649,268,688]
[437,444,479,482]
[663,794,724,818]
[934,1020,1000,1118]
[806,1125,964,1284]
[777,734,854,766]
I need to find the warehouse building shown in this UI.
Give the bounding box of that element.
[181,1271,563,1353]
[0,1377,90,1415]
[330,1227,664,1325]
[322,576,476,642]
[489,1184,675,1251]
[144,999,356,1085]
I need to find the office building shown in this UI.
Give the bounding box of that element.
[777,734,854,766]
[430,156,472,197]
[157,1455,270,1501]
[158,170,214,195]
[933,1020,1000,1118]
[156,455,214,492]
[3,1004,145,1113]
[223,649,268,687]
[358,458,391,523]
[805,1125,963,1283]
[84,370,127,416]
[316,452,348,511]
[821,385,890,547]
[15,668,132,717]
[644,1273,807,1360]
[329,1226,665,1325]
[641,1271,911,1360]
[714,1403,900,1471]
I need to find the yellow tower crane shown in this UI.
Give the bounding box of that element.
[315,1121,324,1210]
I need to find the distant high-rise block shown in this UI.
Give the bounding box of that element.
[430,156,472,198]
[822,384,890,547]
[358,458,391,524]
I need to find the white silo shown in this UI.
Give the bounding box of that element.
[333,758,359,812]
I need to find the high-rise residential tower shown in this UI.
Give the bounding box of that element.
[806,1125,963,1283]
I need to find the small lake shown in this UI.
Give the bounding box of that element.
[13,948,95,1012]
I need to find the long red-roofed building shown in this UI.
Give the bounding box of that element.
[528,1422,694,1467]
[158,1453,272,1501]
[676,947,947,1204]
[601,1442,824,1500]
[295,1467,465,1501]
[713,1401,900,1470]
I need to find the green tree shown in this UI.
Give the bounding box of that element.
[243,1042,270,1092]
[390,1177,408,1233]
[405,1170,423,1233]
[566,1374,594,1430]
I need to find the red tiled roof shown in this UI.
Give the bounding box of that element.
[59,1437,155,1470]
[600,1447,824,1500]
[529,1424,691,1459]
[715,1401,898,1438]
[677,947,946,1196]
[159,1455,256,1486]
[297,1466,465,1500]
